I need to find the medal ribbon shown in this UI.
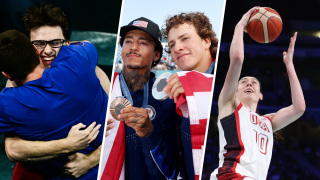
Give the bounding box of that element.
[119,72,149,108]
[205,61,215,74]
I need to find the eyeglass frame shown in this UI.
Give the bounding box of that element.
[31,39,66,49]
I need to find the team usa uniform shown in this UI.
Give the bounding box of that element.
[124,72,180,180]
[0,42,108,180]
[101,65,214,180]
[101,72,187,180]
[211,103,273,180]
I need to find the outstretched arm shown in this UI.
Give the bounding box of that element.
[218,7,260,111]
[5,122,101,162]
[264,32,305,132]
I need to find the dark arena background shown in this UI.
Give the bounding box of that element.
[202,0,320,179]
[0,0,122,178]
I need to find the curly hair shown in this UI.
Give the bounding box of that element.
[23,3,69,40]
[162,12,218,60]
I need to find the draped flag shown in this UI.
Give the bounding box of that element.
[99,72,125,180]
[176,71,214,180]
[99,71,213,180]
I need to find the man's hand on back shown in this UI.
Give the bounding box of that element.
[63,122,101,152]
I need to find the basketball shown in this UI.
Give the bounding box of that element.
[247,7,282,43]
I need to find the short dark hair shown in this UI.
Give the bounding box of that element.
[162,12,218,60]
[119,35,162,68]
[0,30,39,80]
[23,3,69,40]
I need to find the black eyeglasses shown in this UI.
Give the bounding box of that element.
[31,39,66,49]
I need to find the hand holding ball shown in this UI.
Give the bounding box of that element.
[247,7,282,43]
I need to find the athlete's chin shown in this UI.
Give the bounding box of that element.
[178,64,193,71]
[241,96,260,103]
[126,64,142,69]
[174,59,194,71]
[44,64,52,68]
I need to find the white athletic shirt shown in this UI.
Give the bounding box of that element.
[211,103,273,180]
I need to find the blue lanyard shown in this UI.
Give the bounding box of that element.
[205,61,215,74]
[119,72,149,108]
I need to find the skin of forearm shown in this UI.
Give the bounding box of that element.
[285,62,306,113]
[267,60,305,132]
[5,80,72,162]
[24,155,59,162]
[25,145,101,163]
[219,24,245,107]
[95,66,110,96]
[86,145,101,168]
[5,136,72,162]
[230,24,245,63]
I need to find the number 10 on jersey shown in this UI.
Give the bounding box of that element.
[253,129,269,155]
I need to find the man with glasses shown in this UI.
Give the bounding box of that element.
[4,4,110,179]
[32,38,66,68]
[32,39,67,68]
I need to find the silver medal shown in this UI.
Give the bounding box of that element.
[152,72,172,100]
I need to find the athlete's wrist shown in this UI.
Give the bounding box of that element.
[137,120,153,137]
[236,22,246,31]
[57,138,74,153]
[86,153,98,168]
[284,61,294,67]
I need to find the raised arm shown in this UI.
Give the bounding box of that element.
[4,122,101,162]
[218,7,260,111]
[264,32,305,132]
[95,66,110,96]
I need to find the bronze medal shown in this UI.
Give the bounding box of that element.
[110,97,132,121]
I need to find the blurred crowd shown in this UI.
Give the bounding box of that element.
[115,59,180,71]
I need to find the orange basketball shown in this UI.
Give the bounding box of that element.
[247,7,282,43]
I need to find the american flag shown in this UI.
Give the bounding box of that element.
[99,71,213,180]
[133,20,148,28]
[176,71,213,180]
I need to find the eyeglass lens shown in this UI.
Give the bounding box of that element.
[33,39,64,48]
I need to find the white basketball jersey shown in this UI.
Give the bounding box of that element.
[211,103,273,180]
